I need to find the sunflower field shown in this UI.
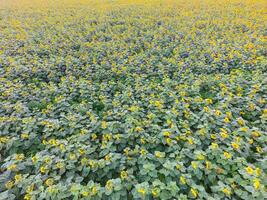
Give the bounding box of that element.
[0,0,266,199]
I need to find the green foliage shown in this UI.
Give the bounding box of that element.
[0,0,266,199]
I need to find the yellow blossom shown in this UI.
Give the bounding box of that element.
[234,137,241,142]
[253,179,260,190]
[140,137,145,144]
[220,128,227,133]
[179,176,186,184]
[5,180,14,189]
[24,194,31,200]
[248,139,253,144]
[223,151,231,159]
[210,134,216,140]
[154,101,162,108]
[196,154,204,160]
[203,106,209,112]
[251,131,260,138]
[26,184,34,193]
[48,138,57,146]
[137,188,145,195]
[231,142,239,150]
[211,142,218,150]
[220,131,228,139]
[135,126,142,132]
[0,136,9,143]
[81,191,89,197]
[81,157,88,166]
[198,128,205,136]
[226,111,232,118]
[45,178,54,186]
[205,161,210,169]
[91,186,97,195]
[15,174,22,183]
[245,166,253,175]
[80,129,86,135]
[248,103,255,111]
[223,117,229,123]
[190,188,198,198]
[56,162,64,169]
[187,138,194,145]
[69,153,76,160]
[59,144,65,151]
[105,154,110,161]
[237,118,244,126]
[114,134,121,141]
[44,157,51,164]
[176,164,181,170]
[151,188,158,197]
[256,146,262,153]
[78,148,84,155]
[255,168,261,177]
[214,110,221,116]
[129,105,139,112]
[162,131,171,137]
[166,138,171,145]
[222,188,231,196]
[15,154,24,160]
[155,151,162,158]
[191,161,197,169]
[140,148,146,156]
[40,166,47,174]
[21,133,29,139]
[101,121,107,129]
[120,171,128,180]
[240,127,247,132]
[91,133,97,140]
[7,164,17,171]
[106,180,113,190]
[205,99,212,104]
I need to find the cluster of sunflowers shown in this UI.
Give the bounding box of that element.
[0,0,266,199]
